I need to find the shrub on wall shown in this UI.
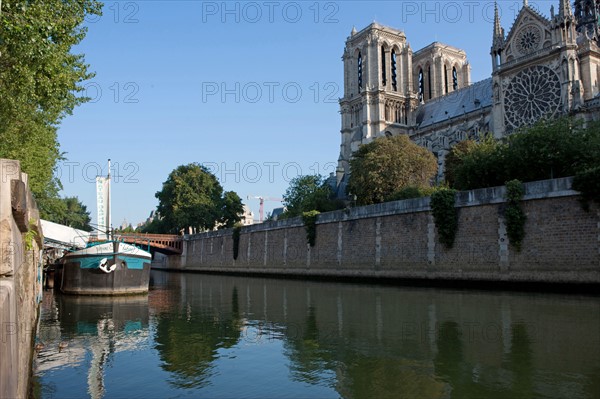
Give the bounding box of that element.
[386,185,435,201]
[232,224,242,260]
[302,210,320,247]
[430,188,458,248]
[572,166,600,211]
[504,180,526,251]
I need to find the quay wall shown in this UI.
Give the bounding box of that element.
[154,177,600,286]
[0,160,44,399]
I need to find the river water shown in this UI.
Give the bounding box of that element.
[32,271,599,398]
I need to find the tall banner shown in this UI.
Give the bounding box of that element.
[96,177,109,240]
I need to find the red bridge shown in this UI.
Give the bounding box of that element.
[113,233,183,254]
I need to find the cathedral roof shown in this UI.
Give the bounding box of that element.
[415,78,493,128]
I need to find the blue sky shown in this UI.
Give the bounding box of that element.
[56,0,546,227]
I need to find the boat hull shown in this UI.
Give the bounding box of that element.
[57,242,152,295]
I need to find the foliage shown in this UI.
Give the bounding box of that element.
[302,210,320,247]
[430,188,458,249]
[504,180,526,251]
[503,118,591,181]
[24,219,38,251]
[155,163,244,234]
[452,135,506,190]
[386,185,436,201]
[115,224,136,234]
[347,135,438,205]
[139,217,166,234]
[572,166,600,211]
[220,191,244,228]
[44,196,92,231]
[232,224,242,260]
[282,175,342,217]
[451,117,600,190]
[0,0,102,211]
[444,140,477,187]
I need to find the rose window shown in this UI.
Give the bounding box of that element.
[504,65,561,130]
[515,25,542,55]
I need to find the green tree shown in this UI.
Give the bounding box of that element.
[504,117,587,182]
[346,135,438,205]
[282,175,341,217]
[0,0,102,213]
[41,196,92,230]
[452,135,506,190]
[444,139,477,188]
[155,163,243,233]
[451,117,600,190]
[220,191,244,228]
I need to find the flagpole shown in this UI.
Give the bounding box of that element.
[107,159,111,239]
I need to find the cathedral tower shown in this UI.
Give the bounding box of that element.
[575,0,600,40]
[337,23,418,188]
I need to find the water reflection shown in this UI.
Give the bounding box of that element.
[149,272,599,399]
[33,272,600,399]
[33,293,149,398]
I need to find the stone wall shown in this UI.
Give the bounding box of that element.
[161,177,599,285]
[0,159,43,399]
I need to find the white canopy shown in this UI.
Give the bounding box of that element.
[40,219,90,250]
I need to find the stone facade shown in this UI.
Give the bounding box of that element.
[336,0,600,191]
[0,159,43,399]
[159,178,600,286]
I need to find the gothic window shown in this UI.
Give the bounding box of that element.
[358,52,363,89]
[418,68,424,102]
[444,65,449,94]
[452,66,458,91]
[504,65,561,130]
[381,46,387,86]
[391,50,398,91]
[428,65,432,100]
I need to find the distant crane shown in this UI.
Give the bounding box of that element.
[247,195,283,223]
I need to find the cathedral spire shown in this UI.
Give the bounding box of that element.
[558,0,574,18]
[491,2,504,71]
[492,2,504,50]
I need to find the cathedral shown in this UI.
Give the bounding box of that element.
[335,0,600,194]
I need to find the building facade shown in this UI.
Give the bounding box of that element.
[336,0,600,194]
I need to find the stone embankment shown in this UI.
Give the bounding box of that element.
[0,159,43,399]
[154,177,599,287]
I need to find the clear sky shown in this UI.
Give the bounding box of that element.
[56,0,546,227]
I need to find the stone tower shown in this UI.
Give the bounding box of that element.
[575,0,600,39]
[336,23,417,190]
[335,23,471,191]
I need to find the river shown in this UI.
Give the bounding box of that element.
[31,271,600,398]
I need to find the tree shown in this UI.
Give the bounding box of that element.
[444,140,477,188]
[43,196,92,231]
[450,117,600,190]
[346,135,438,205]
[451,135,506,190]
[282,175,341,217]
[0,0,102,214]
[155,163,243,233]
[220,191,244,228]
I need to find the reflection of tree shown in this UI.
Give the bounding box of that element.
[433,321,538,399]
[505,323,533,397]
[336,354,447,399]
[284,306,335,385]
[153,286,242,389]
[434,321,465,385]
